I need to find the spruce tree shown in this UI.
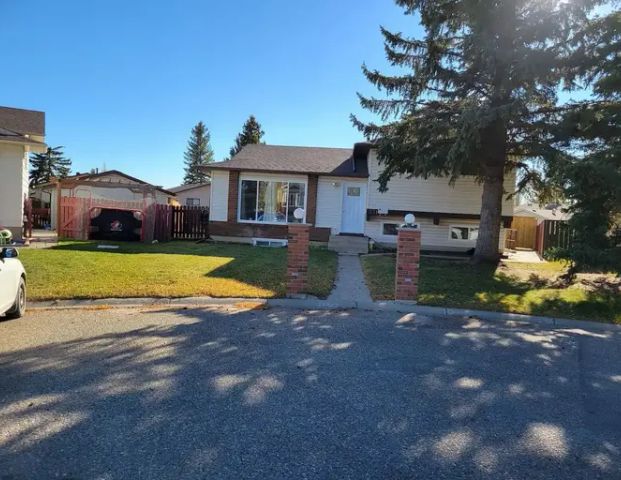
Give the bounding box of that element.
[353,0,603,263]
[548,10,621,270]
[229,115,265,158]
[29,146,71,186]
[183,121,214,184]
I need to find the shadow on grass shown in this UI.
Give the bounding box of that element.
[28,240,338,299]
[364,256,621,323]
[1,307,620,478]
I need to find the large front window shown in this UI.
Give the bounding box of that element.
[239,179,306,223]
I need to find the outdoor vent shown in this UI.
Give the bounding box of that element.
[252,238,288,248]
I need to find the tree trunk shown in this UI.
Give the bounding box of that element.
[473,164,505,263]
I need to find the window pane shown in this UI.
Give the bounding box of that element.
[240,180,258,220]
[347,187,361,196]
[258,181,287,223]
[382,223,399,235]
[469,227,479,240]
[450,226,469,240]
[287,182,306,223]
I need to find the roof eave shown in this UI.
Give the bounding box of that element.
[204,164,368,178]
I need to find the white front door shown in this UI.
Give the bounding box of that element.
[341,182,366,234]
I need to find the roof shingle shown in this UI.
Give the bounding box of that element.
[0,106,45,136]
[205,144,369,177]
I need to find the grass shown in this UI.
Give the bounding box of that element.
[19,241,338,300]
[361,254,621,323]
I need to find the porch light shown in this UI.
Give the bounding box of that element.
[403,213,418,229]
[293,208,305,221]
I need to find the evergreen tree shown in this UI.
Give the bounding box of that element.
[548,10,621,271]
[183,121,214,184]
[29,146,71,186]
[229,115,264,158]
[353,0,603,263]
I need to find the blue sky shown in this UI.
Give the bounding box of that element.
[1,0,416,188]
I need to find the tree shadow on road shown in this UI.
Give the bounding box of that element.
[0,307,620,479]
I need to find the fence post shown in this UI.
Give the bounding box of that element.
[287,223,310,297]
[395,225,421,302]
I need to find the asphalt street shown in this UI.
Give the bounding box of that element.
[0,306,620,479]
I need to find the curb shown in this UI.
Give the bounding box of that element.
[268,299,621,332]
[29,297,268,310]
[28,297,620,333]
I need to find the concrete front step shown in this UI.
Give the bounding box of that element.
[328,234,369,254]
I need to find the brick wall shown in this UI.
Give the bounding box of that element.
[210,221,330,242]
[395,228,421,301]
[227,171,239,222]
[287,224,310,296]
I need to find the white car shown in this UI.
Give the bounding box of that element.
[0,247,26,319]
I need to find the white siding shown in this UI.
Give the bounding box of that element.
[0,143,27,238]
[367,150,515,216]
[209,170,229,221]
[366,216,506,252]
[174,184,211,207]
[315,176,366,234]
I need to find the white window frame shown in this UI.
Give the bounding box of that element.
[448,224,480,241]
[237,176,308,225]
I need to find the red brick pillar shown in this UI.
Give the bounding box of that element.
[395,228,421,301]
[287,224,310,297]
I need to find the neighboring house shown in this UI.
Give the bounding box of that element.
[0,106,47,241]
[31,169,176,229]
[511,203,572,251]
[513,204,572,222]
[205,143,515,252]
[169,182,211,207]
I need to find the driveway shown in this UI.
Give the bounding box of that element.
[0,306,620,479]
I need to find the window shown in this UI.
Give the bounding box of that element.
[449,225,479,241]
[185,198,200,206]
[382,223,399,236]
[347,187,361,197]
[239,179,306,224]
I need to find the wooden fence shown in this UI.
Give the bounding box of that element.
[153,205,209,242]
[59,197,149,240]
[510,216,538,249]
[58,197,209,242]
[535,220,574,256]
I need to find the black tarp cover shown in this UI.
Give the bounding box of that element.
[89,208,143,242]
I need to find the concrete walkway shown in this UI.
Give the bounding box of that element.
[327,254,373,307]
[504,249,543,263]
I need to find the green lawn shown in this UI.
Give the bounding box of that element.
[361,254,621,323]
[20,241,338,300]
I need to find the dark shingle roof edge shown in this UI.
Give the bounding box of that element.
[203,143,372,178]
[0,106,45,136]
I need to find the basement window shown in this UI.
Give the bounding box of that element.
[252,238,288,248]
[449,225,479,241]
[382,223,399,236]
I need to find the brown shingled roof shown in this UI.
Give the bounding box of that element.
[204,144,370,177]
[0,106,45,136]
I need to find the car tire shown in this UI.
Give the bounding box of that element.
[6,278,26,319]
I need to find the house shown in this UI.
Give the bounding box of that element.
[513,203,572,222]
[205,143,515,252]
[0,106,47,241]
[31,169,176,230]
[169,182,211,207]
